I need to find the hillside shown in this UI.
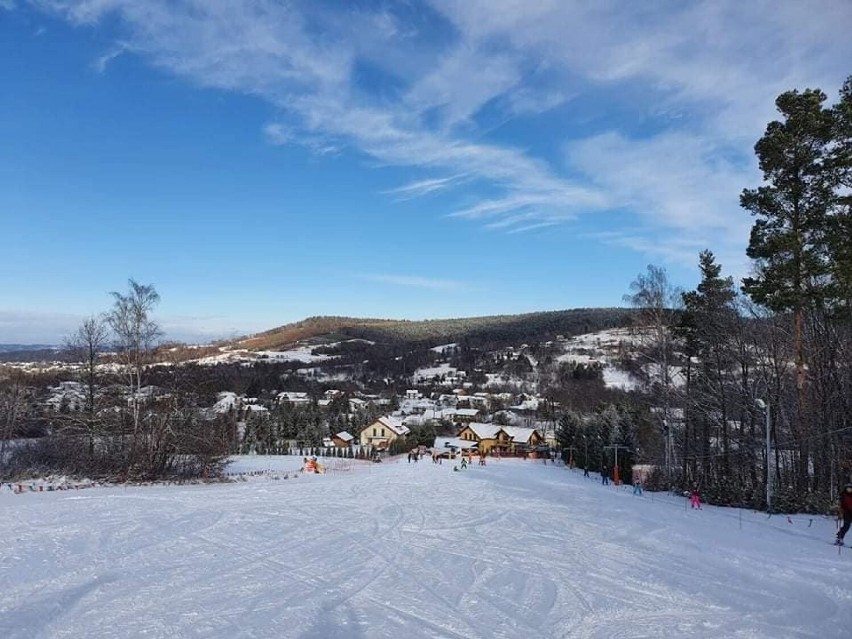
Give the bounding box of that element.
[234,308,635,351]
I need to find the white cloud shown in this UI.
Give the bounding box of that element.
[29,0,852,269]
[92,42,128,73]
[403,44,522,128]
[263,122,293,146]
[383,175,468,199]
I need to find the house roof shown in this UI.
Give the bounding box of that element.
[277,391,310,403]
[464,422,504,440]
[501,426,539,444]
[453,408,480,417]
[376,415,410,436]
[334,431,354,442]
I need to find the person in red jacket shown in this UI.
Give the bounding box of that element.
[835,483,852,546]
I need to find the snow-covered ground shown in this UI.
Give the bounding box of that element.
[2,458,850,638]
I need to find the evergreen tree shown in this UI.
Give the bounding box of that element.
[741,87,838,488]
[678,251,738,478]
[556,411,581,463]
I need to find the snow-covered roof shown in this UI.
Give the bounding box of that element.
[334,431,354,442]
[452,408,480,417]
[464,422,504,440]
[376,415,410,436]
[501,426,539,444]
[277,391,310,403]
[212,391,240,414]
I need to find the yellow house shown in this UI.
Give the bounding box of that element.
[360,416,410,449]
[501,426,543,452]
[457,423,543,454]
[457,422,512,454]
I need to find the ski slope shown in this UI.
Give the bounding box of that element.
[1,457,850,638]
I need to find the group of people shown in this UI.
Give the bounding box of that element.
[595,465,704,508]
[592,466,852,544]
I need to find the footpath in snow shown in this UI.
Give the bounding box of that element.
[1,456,850,638]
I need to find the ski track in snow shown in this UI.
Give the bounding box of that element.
[1,459,851,638]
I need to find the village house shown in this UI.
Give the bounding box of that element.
[332,431,355,448]
[276,391,311,405]
[450,407,481,424]
[348,397,368,412]
[456,423,543,455]
[456,422,511,454]
[359,415,410,449]
[501,426,544,452]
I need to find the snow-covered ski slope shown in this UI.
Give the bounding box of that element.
[2,458,850,638]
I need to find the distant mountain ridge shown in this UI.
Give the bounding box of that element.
[0,344,57,353]
[233,308,635,351]
[0,344,63,363]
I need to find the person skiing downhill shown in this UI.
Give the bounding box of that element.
[690,486,702,509]
[835,482,852,546]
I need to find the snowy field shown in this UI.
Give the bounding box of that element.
[2,458,851,639]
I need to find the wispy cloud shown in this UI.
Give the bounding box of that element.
[92,42,128,73]
[358,273,464,291]
[383,175,468,199]
[263,123,293,146]
[27,0,852,268]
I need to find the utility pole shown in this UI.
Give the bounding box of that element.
[662,417,671,490]
[604,444,631,485]
[756,399,772,512]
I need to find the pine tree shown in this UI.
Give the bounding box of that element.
[678,251,738,479]
[742,87,837,489]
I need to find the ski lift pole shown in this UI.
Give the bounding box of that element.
[604,444,631,485]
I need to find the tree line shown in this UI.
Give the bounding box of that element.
[617,78,852,512]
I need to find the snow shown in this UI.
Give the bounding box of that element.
[430,343,457,353]
[413,362,463,383]
[602,365,640,391]
[193,346,335,366]
[2,459,851,638]
[256,348,333,364]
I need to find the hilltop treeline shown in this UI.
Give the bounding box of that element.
[237,308,634,352]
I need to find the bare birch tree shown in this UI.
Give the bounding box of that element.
[107,279,162,472]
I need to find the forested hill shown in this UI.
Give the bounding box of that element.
[235,308,635,351]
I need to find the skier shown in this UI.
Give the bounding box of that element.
[583,465,590,478]
[460,456,468,470]
[690,486,702,509]
[835,482,852,546]
[632,479,643,496]
[601,466,609,485]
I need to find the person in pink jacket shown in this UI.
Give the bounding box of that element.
[689,486,702,509]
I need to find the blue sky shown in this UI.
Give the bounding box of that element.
[2,0,851,343]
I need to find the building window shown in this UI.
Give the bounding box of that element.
[381,428,386,436]
[373,428,377,437]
